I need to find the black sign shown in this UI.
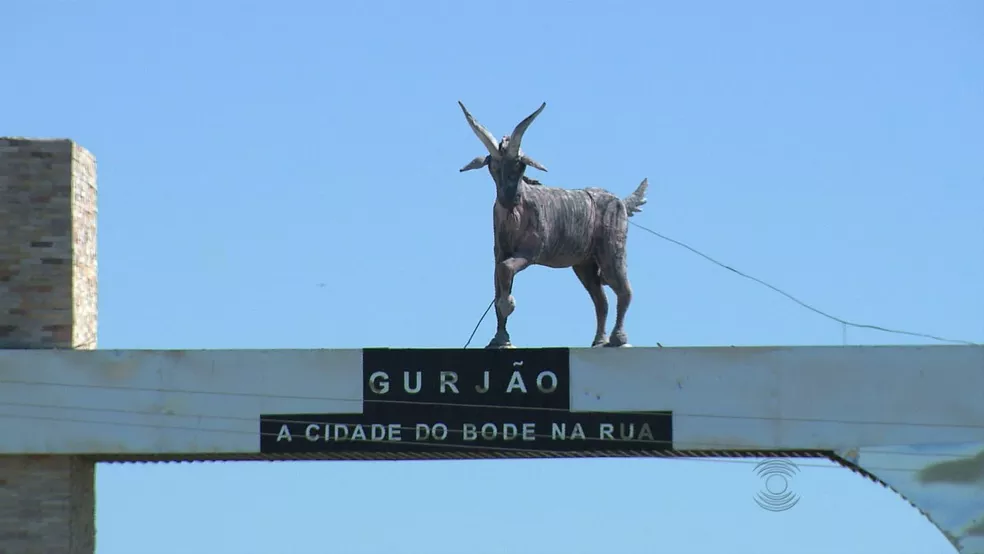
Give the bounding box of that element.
[259,348,673,456]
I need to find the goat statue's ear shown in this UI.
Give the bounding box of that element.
[520,155,548,172]
[459,155,490,172]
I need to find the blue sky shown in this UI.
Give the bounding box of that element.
[6,0,983,552]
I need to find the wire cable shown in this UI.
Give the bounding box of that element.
[0,405,948,473]
[5,376,983,430]
[628,220,980,346]
[3,377,983,465]
[6,397,976,455]
[3,376,983,431]
[464,299,495,348]
[462,220,979,347]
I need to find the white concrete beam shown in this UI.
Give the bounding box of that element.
[0,345,981,552]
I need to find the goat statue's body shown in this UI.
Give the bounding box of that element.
[458,101,648,349]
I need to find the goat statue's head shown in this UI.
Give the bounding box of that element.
[458,101,548,207]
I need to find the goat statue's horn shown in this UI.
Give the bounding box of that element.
[506,102,546,157]
[458,101,501,158]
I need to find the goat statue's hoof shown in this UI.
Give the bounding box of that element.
[605,332,630,348]
[603,342,632,348]
[591,337,609,348]
[485,338,515,349]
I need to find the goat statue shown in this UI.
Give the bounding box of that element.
[458,101,649,349]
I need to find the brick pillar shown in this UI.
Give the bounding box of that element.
[0,138,97,553]
[0,138,97,349]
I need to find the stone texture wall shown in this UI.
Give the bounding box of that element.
[0,138,97,349]
[0,137,97,553]
[0,456,95,554]
[71,143,98,350]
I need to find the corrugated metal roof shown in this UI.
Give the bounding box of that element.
[95,449,839,464]
[94,449,932,526]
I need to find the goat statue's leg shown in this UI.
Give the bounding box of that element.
[487,275,511,348]
[606,257,632,346]
[573,262,609,347]
[486,256,531,349]
[599,251,633,348]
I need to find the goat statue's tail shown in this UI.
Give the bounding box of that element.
[623,178,649,217]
